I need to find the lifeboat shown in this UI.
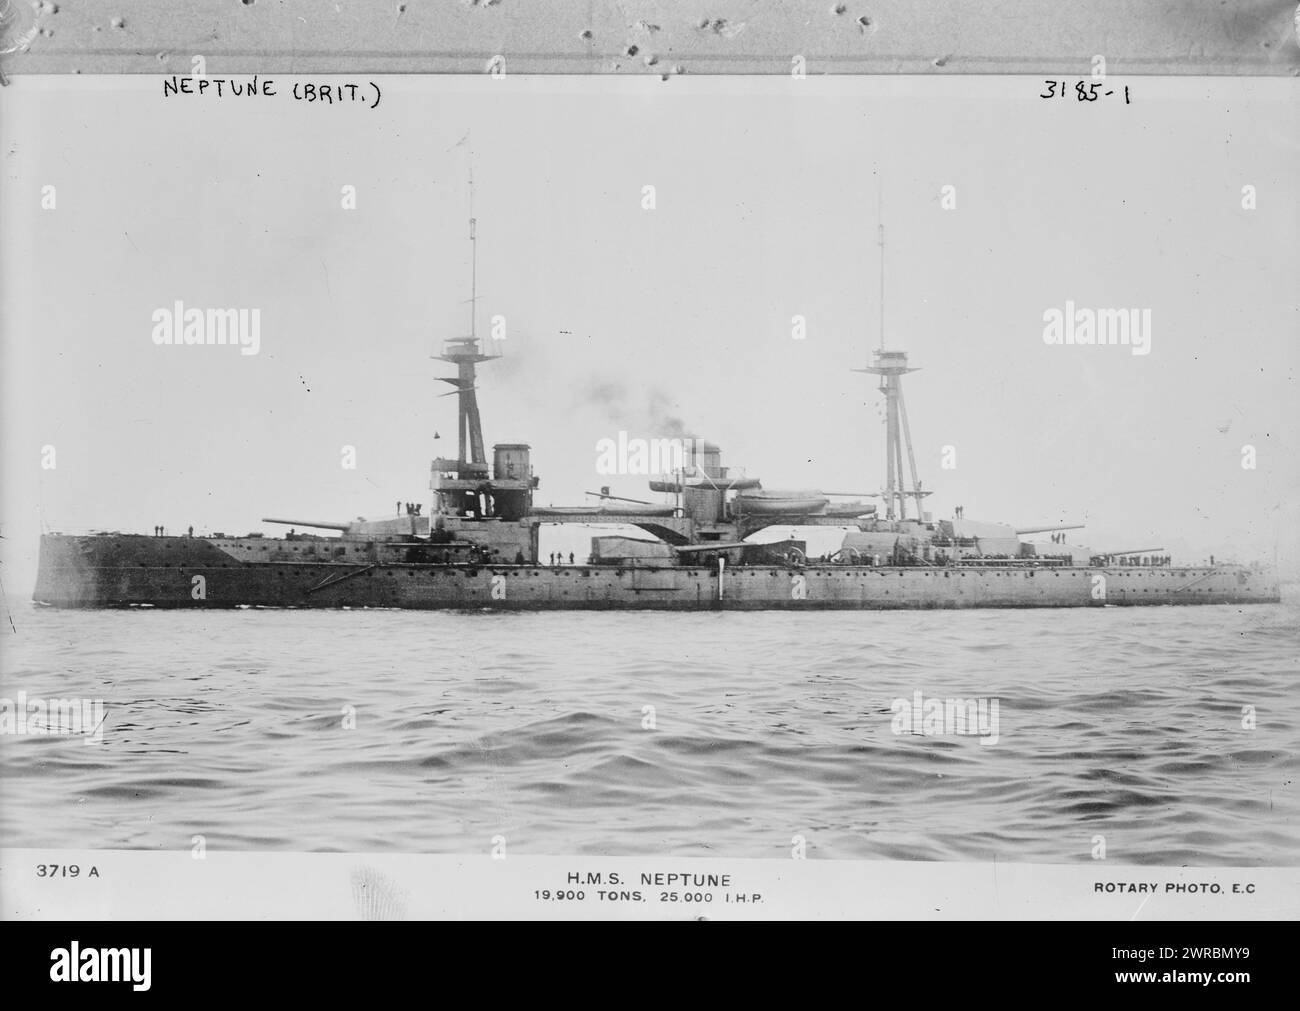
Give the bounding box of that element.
[735,491,829,515]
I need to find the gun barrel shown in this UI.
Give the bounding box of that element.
[585,491,655,506]
[262,518,352,532]
[1015,524,1087,535]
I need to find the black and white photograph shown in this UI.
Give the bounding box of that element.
[0,0,1297,952]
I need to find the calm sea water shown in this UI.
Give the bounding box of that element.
[2,597,1297,864]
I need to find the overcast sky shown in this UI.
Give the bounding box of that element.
[2,75,1296,596]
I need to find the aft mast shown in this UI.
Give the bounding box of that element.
[853,176,927,521]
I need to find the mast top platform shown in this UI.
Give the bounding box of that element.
[435,337,499,365]
[853,349,918,376]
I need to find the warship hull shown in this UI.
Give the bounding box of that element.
[34,534,1281,611]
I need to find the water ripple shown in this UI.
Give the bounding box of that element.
[1,600,1298,863]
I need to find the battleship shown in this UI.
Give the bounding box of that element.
[33,218,1280,611]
